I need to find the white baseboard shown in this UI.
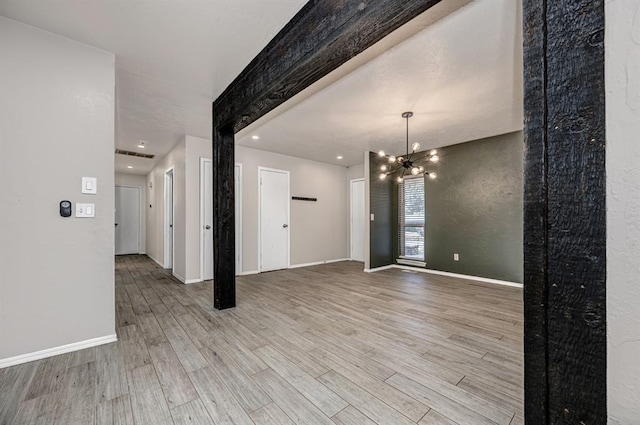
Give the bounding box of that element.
[184,278,202,284]
[289,258,350,269]
[364,265,395,273]
[147,253,164,268]
[0,334,118,369]
[364,264,522,288]
[238,270,259,276]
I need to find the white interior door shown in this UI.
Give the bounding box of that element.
[164,169,174,269]
[350,179,365,262]
[259,168,289,272]
[201,161,243,280]
[115,186,140,255]
[202,160,214,280]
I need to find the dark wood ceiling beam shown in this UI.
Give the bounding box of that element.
[213,0,443,132]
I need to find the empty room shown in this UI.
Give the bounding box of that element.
[0,1,637,425]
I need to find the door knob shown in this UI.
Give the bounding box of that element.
[115,223,118,226]
[205,225,211,230]
[283,224,288,228]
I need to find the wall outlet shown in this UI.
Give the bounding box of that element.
[453,253,459,261]
[370,213,375,221]
[76,203,95,218]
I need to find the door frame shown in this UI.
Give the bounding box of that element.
[200,159,243,280]
[164,167,174,269]
[257,166,290,273]
[350,178,365,261]
[115,185,141,255]
[234,163,243,275]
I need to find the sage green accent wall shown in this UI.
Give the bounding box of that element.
[424,131,524,283]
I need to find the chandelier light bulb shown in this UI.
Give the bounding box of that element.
[397,176,404,183]
[430,149,438,155]
[380,165,387,171]
[418,166,424,172]
[378,150,386,157]
[397,156,404,163]
[411,142,421,152]
[379,173,387,180]
[388,155,396,163]
[430,155,439,163]
[411,167,420,175]
[429,172,437,179]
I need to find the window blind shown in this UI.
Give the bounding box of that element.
[398,176,425,260]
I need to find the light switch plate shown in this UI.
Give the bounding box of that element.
[370,214,375,221]
[76,203,95,218]
[82,177,97,194]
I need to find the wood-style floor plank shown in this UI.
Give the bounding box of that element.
[188,366,254,425]
[255,345,347,417]
[128,364,174,425]
[318,370,415,425]
[147,341,199,409]
[250,402,296,425]
[331,405,377,425]
[253,368,334,425]
[170,399,214,425]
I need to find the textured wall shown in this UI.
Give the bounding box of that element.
[424,132,524,282]
[0,17,115,360]
[606,0,640,421]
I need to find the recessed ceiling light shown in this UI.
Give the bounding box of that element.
[127,165,133,169]
[252,135,260,140]
[337,156,343,160]
[137,143,145,149]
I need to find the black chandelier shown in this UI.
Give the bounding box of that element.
[377,112,439,183]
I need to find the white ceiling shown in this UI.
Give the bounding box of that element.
[0,0,523,172]
[0,0,307,174]
[236,0,524,167]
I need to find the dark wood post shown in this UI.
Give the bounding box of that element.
[212,118,236,310]
[523,0,607,423]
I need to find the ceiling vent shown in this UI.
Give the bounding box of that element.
[115,149,155,159]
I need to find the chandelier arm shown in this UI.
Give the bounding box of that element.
[405,114,409,156]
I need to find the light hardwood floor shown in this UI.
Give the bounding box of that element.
[0,255,523,425]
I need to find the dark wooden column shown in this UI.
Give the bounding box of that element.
[523,0,607,423]
[212,120,235,310]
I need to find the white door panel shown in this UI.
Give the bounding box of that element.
[115,186,140,255]
[350,179,365,262]
[260,168,289,272]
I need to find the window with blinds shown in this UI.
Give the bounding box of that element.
[398,176,425,260]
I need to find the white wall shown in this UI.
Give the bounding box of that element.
[236,145,349,272]
[146,138,186,281]
[115,173,147,254]
[185,136,212,282]
[606,1,640,422]
[0,17,115,362]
